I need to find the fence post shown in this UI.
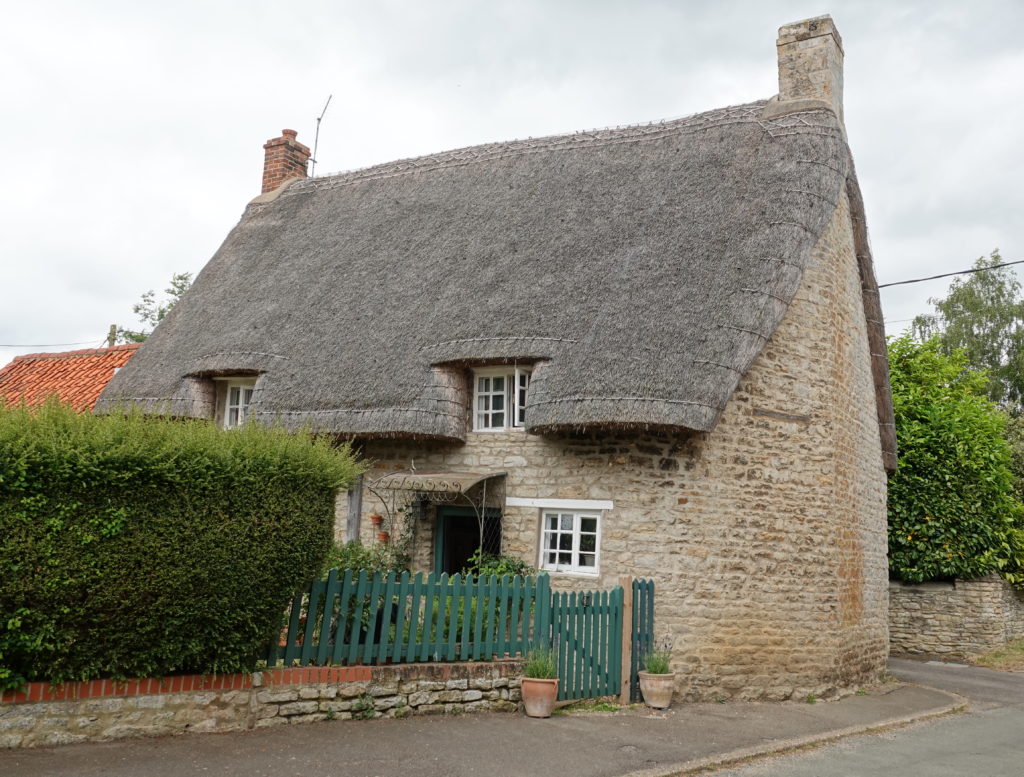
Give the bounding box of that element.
[535,574,551,647]
[619,576,632,705]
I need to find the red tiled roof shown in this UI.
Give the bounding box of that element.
[0,344,140,411]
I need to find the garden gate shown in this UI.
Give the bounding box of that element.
[549,586,623,701]
[546,578,655,702]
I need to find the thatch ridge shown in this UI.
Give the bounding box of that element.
[99,98,888,448]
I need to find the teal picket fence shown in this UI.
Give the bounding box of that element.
[266,570,653,704]
[629,578,656,702]
[264,570,550,668]
[549,587,623,701]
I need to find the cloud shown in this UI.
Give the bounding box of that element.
[1,0,1022,355]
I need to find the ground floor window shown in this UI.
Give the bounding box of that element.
[540,510,600,575]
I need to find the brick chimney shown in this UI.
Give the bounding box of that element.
[261,129,311,194]
[776,16,844,125]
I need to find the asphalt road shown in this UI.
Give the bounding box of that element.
[711,658,1024,777]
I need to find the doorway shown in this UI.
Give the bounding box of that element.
[434,506,502,576]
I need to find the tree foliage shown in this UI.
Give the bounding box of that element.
[117,272,193,343]
[912,250,1024,413]
[1004,414,1024,504]
[887,335,1024,585]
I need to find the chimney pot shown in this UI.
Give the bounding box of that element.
[261,129,311,194]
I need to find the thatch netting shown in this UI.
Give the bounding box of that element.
[99,99,893,462]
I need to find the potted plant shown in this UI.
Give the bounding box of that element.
[638,639,675,709]
[521,647,559,718]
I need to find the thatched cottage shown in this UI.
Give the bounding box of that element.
[100,16,895,701]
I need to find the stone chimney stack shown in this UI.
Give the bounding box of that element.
[776,15,844,125]
[261,129,311,194]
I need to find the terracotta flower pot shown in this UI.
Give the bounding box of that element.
[638,671,675,709]
[376,530,390,544]
[369,513,383,527]
[521,677,559,718]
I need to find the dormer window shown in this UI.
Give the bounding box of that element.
[215,377,256,429]
[473,366,531,431]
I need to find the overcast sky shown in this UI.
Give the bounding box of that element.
[2,0,1022,360]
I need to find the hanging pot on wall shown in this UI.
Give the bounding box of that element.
[376,530,390,544]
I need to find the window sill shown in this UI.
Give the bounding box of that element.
[540,568,600,579]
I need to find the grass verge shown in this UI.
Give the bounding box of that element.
[971,638,1024,671]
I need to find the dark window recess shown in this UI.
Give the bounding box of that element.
[437,509,501,576]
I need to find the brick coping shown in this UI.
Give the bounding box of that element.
[1,666,372,705]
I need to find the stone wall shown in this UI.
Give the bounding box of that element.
[0,662,521,749]
[347,190,890,703]
[889,576,1024,656]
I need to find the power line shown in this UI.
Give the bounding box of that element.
[878,259,1024,289]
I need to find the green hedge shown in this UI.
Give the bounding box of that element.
[887,336,1024,584]
[0,401,365,690]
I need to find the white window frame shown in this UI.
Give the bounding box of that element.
[538,509,602,576]
[215,377,257,429]
[472,366,531,432]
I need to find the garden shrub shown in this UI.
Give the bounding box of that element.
[322,540,408,575]
[462,548,534,577]
[0,400,364,690]
[887,335,1024,584]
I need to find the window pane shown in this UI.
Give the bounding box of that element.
[545,514,559,530]
[560,514,573,531]
[242,388,253,404]
[479,377,490,392]
[579,553,596,567]
[580,517,597,533]
[229,387,239,405]
[492,394,504,411]
[493,376,504,391]
[580,534,596,553]
[228,408,238,426]
[558,534,573,550]
[492,412,504,427]
[546,533,558,550]
[547,551,558,565]
[558,552,571,564]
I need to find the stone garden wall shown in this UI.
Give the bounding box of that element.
[889,576,1024,656]
[0,661,522,749]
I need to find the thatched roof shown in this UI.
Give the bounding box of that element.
[98,99,895,466]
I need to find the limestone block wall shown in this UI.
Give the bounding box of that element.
[889,576,1024,656]
[347,190,889,703]
[0,662,521,749]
